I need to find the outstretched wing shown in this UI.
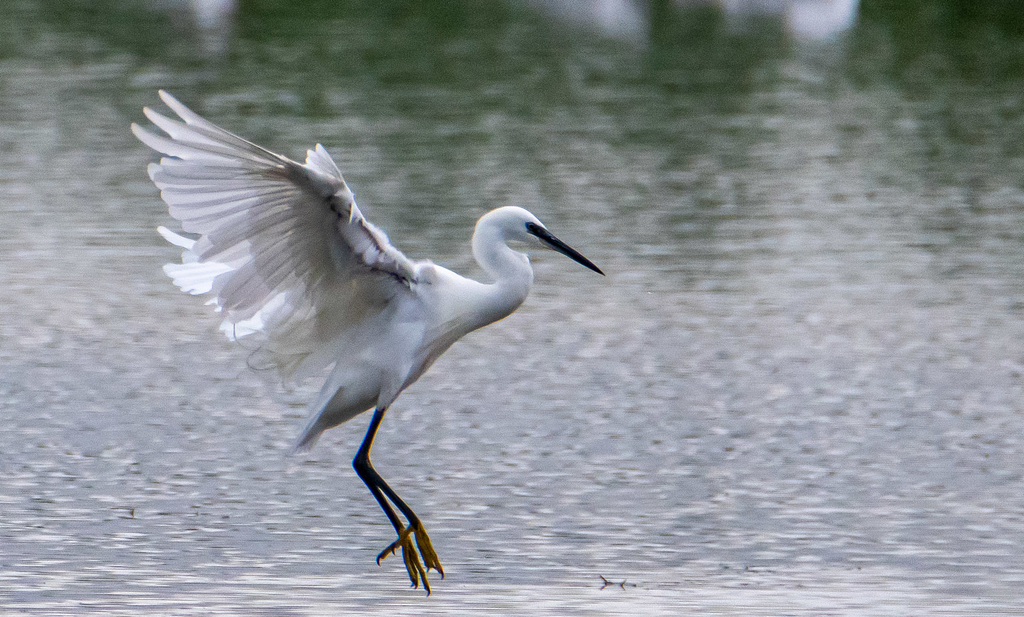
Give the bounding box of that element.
[133,90,419,379]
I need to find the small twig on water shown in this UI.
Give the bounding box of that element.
[599,575,636,590]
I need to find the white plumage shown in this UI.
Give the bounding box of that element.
[133,90,602,593]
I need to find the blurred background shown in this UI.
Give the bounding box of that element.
[1,0,1023,614]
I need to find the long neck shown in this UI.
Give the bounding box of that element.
[469,220,534,327]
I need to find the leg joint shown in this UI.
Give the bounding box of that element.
[353,451,369,475]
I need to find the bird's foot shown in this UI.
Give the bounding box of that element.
[377,522,444,593]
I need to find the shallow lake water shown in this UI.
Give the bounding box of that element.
[2,1,1024,614]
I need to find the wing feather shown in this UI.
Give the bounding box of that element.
[135,90,421,380]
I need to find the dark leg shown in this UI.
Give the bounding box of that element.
[353,408,404,532]
[352,407,443,593]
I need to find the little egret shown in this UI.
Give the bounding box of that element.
[132,91,603,593]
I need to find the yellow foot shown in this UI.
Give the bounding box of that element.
[377,522,444,594]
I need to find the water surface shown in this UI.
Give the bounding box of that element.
[1,1,1023,614]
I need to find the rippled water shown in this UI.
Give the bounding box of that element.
[2,1,1024,614]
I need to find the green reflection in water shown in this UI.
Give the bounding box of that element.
[2,0,1023,283]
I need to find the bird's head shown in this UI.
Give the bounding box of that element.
[484,206,604,275]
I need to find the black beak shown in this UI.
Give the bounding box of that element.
[526,222,604,275]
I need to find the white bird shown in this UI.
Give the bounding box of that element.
[132,91,603,593]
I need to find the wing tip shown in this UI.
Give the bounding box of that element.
[157,225,194,249]
[141,106,163,125]
[157,89,175,107]
[130,121,148,141]
[157,89,201,126]
[132,121,168,156]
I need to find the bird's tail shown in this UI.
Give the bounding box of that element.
[288,372,375,455]
[289,384,339,455]
[290,418,325,455]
